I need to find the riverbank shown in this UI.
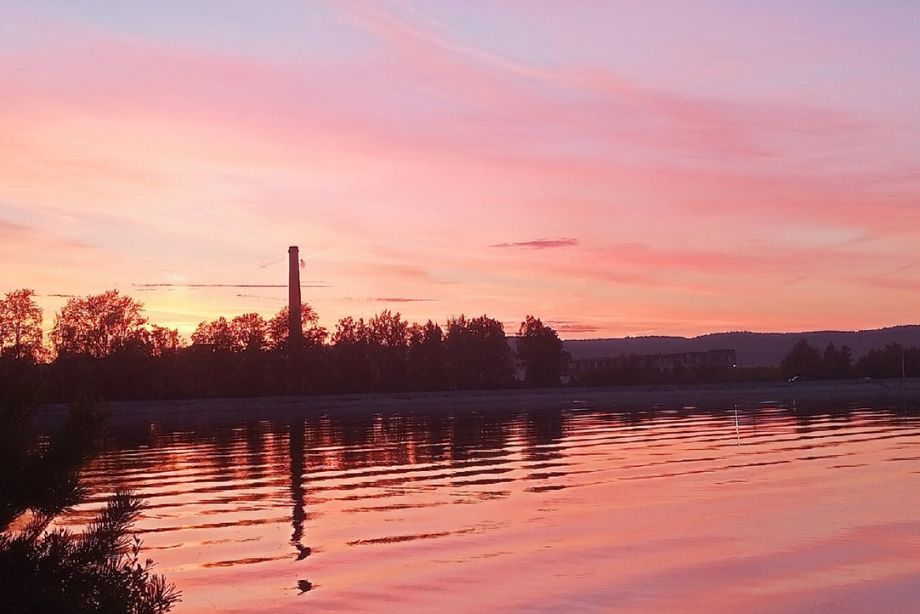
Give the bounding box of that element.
[35,378,920,428]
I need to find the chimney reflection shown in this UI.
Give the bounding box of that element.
[289,418,309,559]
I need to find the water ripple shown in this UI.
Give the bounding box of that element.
[57,402,920,612]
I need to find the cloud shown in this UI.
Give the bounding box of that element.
[132,283,330,289]
[251,258,283,269]
[490,238,579,250]
[331,261,452,285]
[234,293,283,302]
[4,3,919,338]
[334,0,866,164]
[859,276,920,292]
[368,297,435,303]
[546,320,601,334]
[867,261,920,280]
[0,219,95,253]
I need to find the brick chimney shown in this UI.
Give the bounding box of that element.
[288,246,302,351]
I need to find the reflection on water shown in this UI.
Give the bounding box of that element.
[59,402,920,612]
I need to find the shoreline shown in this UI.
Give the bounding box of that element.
[35,378,920,428]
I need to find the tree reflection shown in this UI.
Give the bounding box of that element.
[523,410,566,460]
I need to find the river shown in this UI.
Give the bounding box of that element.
[59,399,920,612]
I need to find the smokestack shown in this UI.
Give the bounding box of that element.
[288,246,302,351]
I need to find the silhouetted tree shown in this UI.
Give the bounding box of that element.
[268,304,327,351]
[331,317,373,391]
[193,313,269,353]
[444,315,513,389]
[191,317,234,352]
[821,343,852,379]
[332,316,366,345]
[0,289,44,362]
[189,313,277,395]
[51,291,148,359]
[855,343,917,379]
[367,310,409,348]
[366,310,410,390]
[145,325,183,357]
[408,320,446,390]
[0,398,103,528]
[1,493,180,613]
[230,313,269,352]
[516,316,568,386]
[0,398,179,611]
[780,339,823,379]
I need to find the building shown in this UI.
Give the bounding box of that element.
[566,349,736,378]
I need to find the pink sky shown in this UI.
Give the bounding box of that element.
[3,1,920,338]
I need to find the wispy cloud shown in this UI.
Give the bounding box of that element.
[335,1,866,163]
[867,261,920,280]
[859,276,920,292]
[132,283,330,289]
[368,297,435,303]
[490,238,579,250]
[547,320,601,334]
[0,219,95,252]
[4,2,920,337]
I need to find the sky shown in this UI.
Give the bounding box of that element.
[2,0,920,339]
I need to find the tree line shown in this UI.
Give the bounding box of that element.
[0,289,568,402]
[3,288,917,403]
[572,339,920,386]
[780,338,920,380]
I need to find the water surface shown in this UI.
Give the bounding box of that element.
[61,401,920,612]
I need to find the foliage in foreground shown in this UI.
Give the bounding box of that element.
[0,396,180,613]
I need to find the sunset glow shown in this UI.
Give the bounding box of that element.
[3,1,920,337]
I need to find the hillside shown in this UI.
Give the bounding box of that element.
[562,325,920,368]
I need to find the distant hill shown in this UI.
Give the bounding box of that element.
[562,325,920,368]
